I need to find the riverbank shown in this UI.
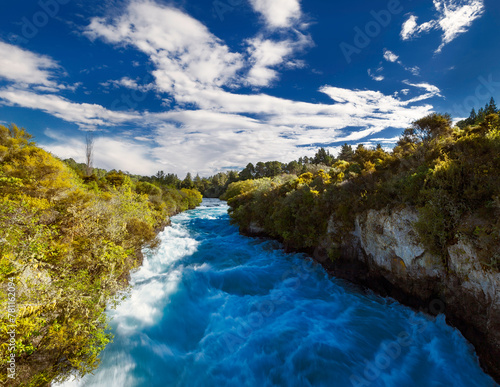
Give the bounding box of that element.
[0,124,203,386]
[239,211,500,384]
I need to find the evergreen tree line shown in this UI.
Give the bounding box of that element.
[146,143,383,198]
[457,97,498,128]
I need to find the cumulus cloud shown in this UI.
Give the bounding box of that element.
[86,1,245,102]
[248,0,302,29]
[400,0,484,52]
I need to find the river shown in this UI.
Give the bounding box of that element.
[59,199,497,386]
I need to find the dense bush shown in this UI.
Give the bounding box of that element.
[226,113,500,269]
[0,125,202,385]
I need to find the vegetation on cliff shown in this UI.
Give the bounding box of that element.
[224,108,500,271]
[0,125,202,385]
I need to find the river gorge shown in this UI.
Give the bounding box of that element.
[60,200,497,387]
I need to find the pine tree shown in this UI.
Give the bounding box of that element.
[181,172,194,189]
[466,108,477,125]
[338,143,354,162]
[486,97,497,115]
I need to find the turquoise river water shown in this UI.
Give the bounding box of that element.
[59,199,498,387]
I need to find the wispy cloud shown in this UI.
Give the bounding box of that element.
[368,69,384,82]
[245,33,312,87]
[401,0,484,53]
[101,77,155,92]
[383,49,399,62]
[401,15,437,40]
[0,41,61,88]
[0,87,139,128]
[402,80,443,102]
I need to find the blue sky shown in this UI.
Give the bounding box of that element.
[0,0,498,176]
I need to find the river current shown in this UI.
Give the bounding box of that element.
[60,199,497,387]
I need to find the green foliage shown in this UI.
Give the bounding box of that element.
[0,124,202,386]
[226,112,500,270]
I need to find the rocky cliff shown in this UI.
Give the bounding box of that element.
[312,207,500,382]
[245,206,500,382]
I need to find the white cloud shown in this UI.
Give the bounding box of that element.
[0,41,60,88]
[383,49,399,62]
[0,87,139,128]
[435,0,484,52]
[86,1,244,100]
[0,1,443,176]
[402,80,443,103]
[400,0,484,52]
[401,15,437,40]
[405,66,421,76]
[246,37,295,86]
[245,34,311,87]
[41,129,159,175]
[368,69,384,82]
[102,77,155,92]
[248,0,302,29]
[401,15,419,40]
[403,81,441,95]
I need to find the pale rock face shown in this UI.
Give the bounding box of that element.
[448,240,500,305]
[347,207,499,300]
[350,208,443,277]
[325,208,500,376]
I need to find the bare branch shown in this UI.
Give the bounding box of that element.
[85,134,94,176]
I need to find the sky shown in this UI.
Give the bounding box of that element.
[0,0,499,177]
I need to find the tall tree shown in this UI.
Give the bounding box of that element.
[486,97,498,115]
[239,163,255,180]
[466,108,477,125]
[255,162,266,178]
[338,143,354,162]
[182,172,194,189]
[401,113,452,144]
[265,161,283,177]
[313,147,334,165]
[286,160,301,175]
